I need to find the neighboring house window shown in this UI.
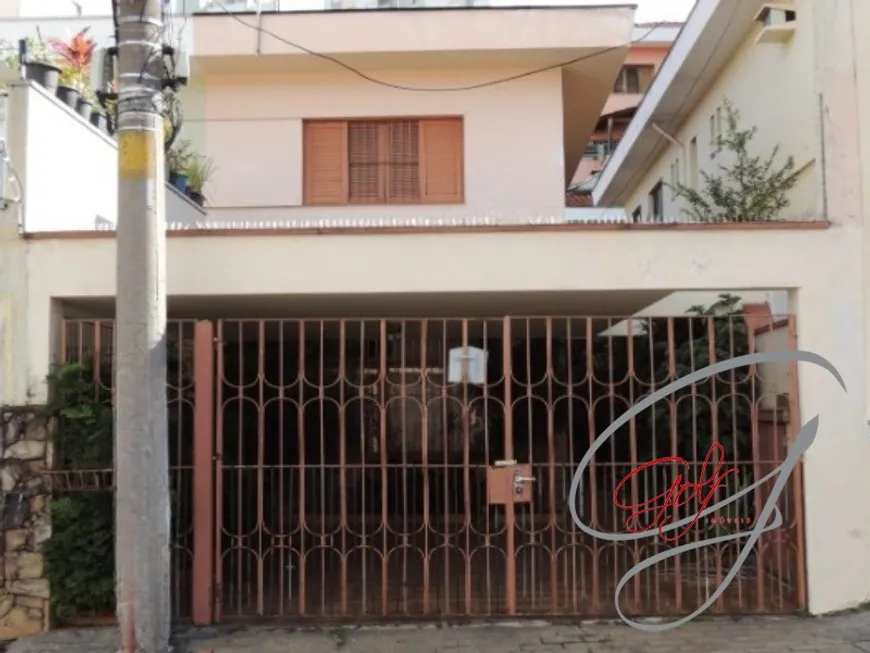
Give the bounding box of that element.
[303,117,464,205]
[582,138,618,160]
[648,181,664,222]
[631,206,642,223]
[613,65,654,94]
[670,157,681,199]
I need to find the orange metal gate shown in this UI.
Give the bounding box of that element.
[59,314,808,624]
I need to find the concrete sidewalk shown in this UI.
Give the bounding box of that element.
[7,611,870,653]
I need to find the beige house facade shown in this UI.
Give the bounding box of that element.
[0,0,866,636]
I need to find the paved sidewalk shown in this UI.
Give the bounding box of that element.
[6,611,870,653]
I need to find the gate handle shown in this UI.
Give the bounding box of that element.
[513,473,536,484]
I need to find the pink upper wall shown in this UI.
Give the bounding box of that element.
[623,45,670,70]
[571,43,671,185]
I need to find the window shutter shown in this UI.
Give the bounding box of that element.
[386,120,420,203]
[419,118,463,203]
[304,121,348,205]
[347,121,383,204]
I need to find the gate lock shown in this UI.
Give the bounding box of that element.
[513,469,536,496]
[486,459,536,505]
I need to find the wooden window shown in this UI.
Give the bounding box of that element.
[303,117,464,205]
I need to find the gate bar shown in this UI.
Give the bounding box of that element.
[192,319,215,624]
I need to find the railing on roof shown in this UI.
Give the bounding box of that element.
[20,210,830,234]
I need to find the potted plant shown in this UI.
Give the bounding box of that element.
[49,28,96,111]
[20,34,62,94]
[184,154,214,207]
[77,85,96,122]
[90,103,107,132]
[166,139,193,192]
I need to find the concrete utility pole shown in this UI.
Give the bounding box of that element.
[115,0,171,651]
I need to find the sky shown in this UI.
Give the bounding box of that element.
[489,0,697,23]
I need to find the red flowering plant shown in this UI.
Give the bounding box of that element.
[49,27,96,92]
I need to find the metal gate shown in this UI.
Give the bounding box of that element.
[59,313,808,624]
[195,314,806,622]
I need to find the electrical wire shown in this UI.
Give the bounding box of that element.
[208,0,675,93]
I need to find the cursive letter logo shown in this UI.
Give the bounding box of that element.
[567,350,846,632]
[613,441,739,542]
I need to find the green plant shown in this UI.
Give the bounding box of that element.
[642,293,753,460]
[42,493,115,618]
[80,85,98,106]
[0,39,19,71]
[42,362,115,618]
[166,139,194,175]
[24,32,58,66]
[185,154,215,195]
[667,98,800,222]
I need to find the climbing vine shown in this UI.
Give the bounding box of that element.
[41,362,115,618]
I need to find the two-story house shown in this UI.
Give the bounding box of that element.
[0,0,865,637]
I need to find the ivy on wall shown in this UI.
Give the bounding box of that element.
[41,362,116,618]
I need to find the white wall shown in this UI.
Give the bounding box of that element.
[4,82,206,232]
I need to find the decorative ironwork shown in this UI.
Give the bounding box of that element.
[59,311,806,621]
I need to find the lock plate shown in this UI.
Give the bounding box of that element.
[486,462,534,505]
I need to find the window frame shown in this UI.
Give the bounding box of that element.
[303,116,465,207]
[648,181,664,223]
[613,65,655,94]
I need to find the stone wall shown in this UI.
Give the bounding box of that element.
[0,408,52,640]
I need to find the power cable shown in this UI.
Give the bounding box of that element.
[208,0,677,93]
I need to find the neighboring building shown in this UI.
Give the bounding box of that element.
[0,0,866,637]
[571,23,680,190]
[590,0,870,614]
